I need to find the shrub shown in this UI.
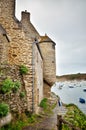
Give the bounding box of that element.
[40,98,48,109]
[12,81,21,93]
[19,65,28,75]
[20,91,25,98]
[1,78,14,94]
[0,103,9,117]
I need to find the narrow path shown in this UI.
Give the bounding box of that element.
[23,105,67,130]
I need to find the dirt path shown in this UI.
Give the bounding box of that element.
[23,105,67,130]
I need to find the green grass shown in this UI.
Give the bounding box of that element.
[62,104,86,130]
[0,112,43,130]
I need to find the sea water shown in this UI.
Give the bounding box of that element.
[51,80,86,114]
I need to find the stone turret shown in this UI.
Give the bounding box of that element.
[39,34,56,97]
[0,0,15,18]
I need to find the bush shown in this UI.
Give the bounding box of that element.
[20,92,25,98]
[1,78,14,94]
[0,103,9,117]
[19,65,28,75]
[40,98,48,109]
[12,81,21,93]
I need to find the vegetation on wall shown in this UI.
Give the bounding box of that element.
[19,65,29,75]
[20,91,26,98]
[40,98,48,110]
[0,103,9,118]
[1,78,14,94]
[12,81,21,93]
[0,78,21,94]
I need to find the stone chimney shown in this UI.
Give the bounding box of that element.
[0,0,15,17]
[21,10,30,22]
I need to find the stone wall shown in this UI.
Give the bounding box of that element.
[21,11,43,113]
[43,81,51,98]
[0,0,44,113]
[0,64,27,113]
[0,0,56,113]
[0,25,9,64]
[33,43,43,113]
[0,0,34,112]
[39,41,56,85]
[39,36,56,97]
[21,11,40,40]
[0,34,9,64]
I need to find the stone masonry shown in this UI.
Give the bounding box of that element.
[0,0,56,114]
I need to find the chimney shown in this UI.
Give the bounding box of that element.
[21,10,30,22]
[0,0,15,17]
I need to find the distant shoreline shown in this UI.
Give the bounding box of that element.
[56,73,86,81]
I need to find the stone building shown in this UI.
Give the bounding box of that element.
[0,0,56,114]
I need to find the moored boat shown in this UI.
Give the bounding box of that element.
[69,85,74,88]
[79,98,85,103]
[83,88,86,92]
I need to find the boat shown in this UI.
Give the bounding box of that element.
[69,85,74,88]
[83,88,86,92]
[79,98,85,103]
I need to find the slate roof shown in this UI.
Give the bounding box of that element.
[39,34,56,45]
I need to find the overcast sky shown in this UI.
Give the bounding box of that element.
[16,0,86,76]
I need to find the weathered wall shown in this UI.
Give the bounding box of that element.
[39,36,56,98]
[0,0,33,112]
[33,43,43,113]
[39,41,56,85]
[43,82,51,98]
[0,0,44,113]
[0,0,56,114]
[0,64,27,113]
[0,33,9,64]
[21,11,43,113]
[21,11,40,40]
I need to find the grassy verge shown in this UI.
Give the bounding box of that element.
[0,98,57,130]
[0,112,43,130]
[62,104,86,130]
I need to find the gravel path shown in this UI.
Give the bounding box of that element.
[23,105,67,130]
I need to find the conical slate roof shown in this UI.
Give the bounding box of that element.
[39,34,56,45]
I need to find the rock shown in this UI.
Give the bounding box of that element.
[0,113,12,128]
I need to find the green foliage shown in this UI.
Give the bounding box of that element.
[12,81,21,92]
[1,120,28,130]
[20,91,25,98]
[28,114,37,123]
[1,78,14,94]
[62,124,70,130]
[0,103,9,117]
[19,65,28,75]
[40,98,48,109]
[1,78,21,94]
[0,113,40,130]
[63,104,86,129]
